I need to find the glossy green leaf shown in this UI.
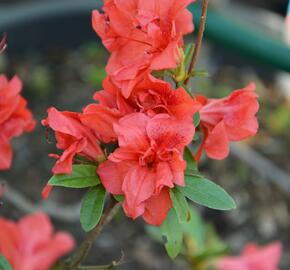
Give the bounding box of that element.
[170,188,190,223]
[0,255,12,270]
[48,164,99,188]
[184,147,199,174]
[178,176,236,211]
[160,209,183,259]
[80,186,106,232]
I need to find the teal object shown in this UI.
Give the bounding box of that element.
[189,4,290,72]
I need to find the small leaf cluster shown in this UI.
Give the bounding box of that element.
[48,164,105,232]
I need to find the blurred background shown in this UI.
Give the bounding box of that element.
[1,0,290,269]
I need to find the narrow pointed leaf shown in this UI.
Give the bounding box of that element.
[170,188,190,223]
[193,112,200,127]
[178,176,236,210]
[184,147,199,173]
[160,209,183,259]
[48,164,99,188]
[80,186,106,232]
[184,43,195,67]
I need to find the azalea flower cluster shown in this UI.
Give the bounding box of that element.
[0,75,35,170]
[0,213,75,270]
[43,0,259,226]
[0,35,35,170]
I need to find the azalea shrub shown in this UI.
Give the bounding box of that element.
[0,1,284,269]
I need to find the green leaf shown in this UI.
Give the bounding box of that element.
[114,195,124,202]
[190,69,209,78]
[184,43,195,67]
[193,112,200,127]
[0,255,12,270]
[178,176,236,211]
[160,209,183,259]
[80,186,106,232]
[170,189,190,223]
[182,207,206,251]
[184,147,198,174]
[48,164,99,188]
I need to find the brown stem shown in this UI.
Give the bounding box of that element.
[76,253,124,270]
[66,198,121,270]
[0,33,7,53]
[185,0,209,86]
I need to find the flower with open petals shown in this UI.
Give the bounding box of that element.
[0,212,75,270]
[0,75,35,170]
[81,75,199,143]
[218,242,282,270]
[98,113,194,226]
[92,0,195,97]
[80,77,134,143]
[196,83,259,160]
[42,107,104,175]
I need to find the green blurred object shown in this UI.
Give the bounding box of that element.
[189,4,290,72]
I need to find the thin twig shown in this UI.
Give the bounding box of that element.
[0,33,7,53]
[66,199,121,270]
[185,0,209,85]
[77,252,124,270]
[0,179,80,222]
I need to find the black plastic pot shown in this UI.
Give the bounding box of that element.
[0,0,101,53]
[1,0,290,72]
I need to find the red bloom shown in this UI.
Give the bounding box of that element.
[130,74,200,120]
[196,83,259,160]
[0,213,75,270]
[0,75,35,170]
[42,107,104,175]
[92,0,195,97]
[97,113,194,226]
[81,75,199,143]
[80,77,134,143]
[218,242,282,270]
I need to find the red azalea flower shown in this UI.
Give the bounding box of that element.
[196,83,259,160]
[0,75,35,170]
[97,113,194,226]
[0,213,75,270]
[42,107,104,175]
[81,75,199,143]
[218,242,282,270]
[92,0,195,97]
[80,76,134,143]
[130,74,200,120]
